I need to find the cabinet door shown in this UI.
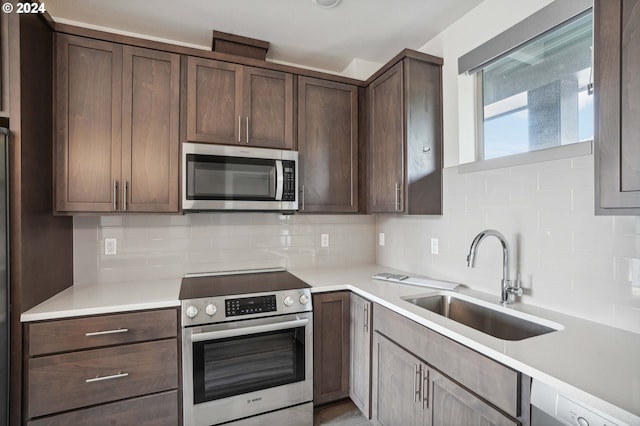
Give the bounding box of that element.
[298,77,358,212]
[313,291,350,405]
[369,61,405,213]
[122,46,180,212]
[372,332,425,426]
[349,293,371,417]
[595,0,640,213]
[429,370,519,426]
[55,34,122,212]
[243,67,294,149]
[186,57,242,144]
[405,58,443,215]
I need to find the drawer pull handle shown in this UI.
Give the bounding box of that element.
[85,328,129,337]
[85,372,129,383]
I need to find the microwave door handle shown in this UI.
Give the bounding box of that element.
[275,160,284,201]
[191,317,309,342]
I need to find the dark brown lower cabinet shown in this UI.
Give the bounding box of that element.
[372,304,530,426]
[24,308,180,425]
[313,291,350,405]
[349,293,371,417]
[373,333,519,426]
[27,391,178,426]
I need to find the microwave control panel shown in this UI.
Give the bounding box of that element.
[282,160,296,201]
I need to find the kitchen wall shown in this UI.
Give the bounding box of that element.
[73,214,375,285]
[377,0,640,334]
[71,0,640,334]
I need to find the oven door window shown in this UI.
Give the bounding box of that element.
[192,326,306,403]
[186,154,277,201]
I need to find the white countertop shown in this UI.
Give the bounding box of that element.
[20,264,640,425]
[20,279,181,322]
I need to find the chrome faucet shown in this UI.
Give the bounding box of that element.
[467,229,522,304]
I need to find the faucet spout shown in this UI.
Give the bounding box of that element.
[467,229,519,304]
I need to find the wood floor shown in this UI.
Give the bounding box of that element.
[314,400,373,426]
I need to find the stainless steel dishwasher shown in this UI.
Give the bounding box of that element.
[530,379,630,426]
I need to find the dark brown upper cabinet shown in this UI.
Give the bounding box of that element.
[186,56,294,149]
[368,53,443,215]
[297,77,359,213]
[595,0,640,214]
[55,34,180,213]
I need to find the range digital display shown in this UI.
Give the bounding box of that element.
[225,295,277,317]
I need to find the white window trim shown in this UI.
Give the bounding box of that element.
[458,140,592,174]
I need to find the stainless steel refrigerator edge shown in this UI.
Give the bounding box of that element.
[0,128,9,425]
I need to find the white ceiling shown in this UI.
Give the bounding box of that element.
[45,0,483,76]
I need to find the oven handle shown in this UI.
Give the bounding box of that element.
[190,317,309,342]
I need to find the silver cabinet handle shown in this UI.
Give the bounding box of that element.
[123,181,128,211]
[301,186,305,210]
[85,372,129,383]
[238,116,242,143]
[422,369,430,410]
[395,182,401,211]
[85,328,129,337]
[414,364,420,403]
[246,116,249,144]
[113,180,118,210]
[363,304,369,333]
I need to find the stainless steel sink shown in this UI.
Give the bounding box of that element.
[403,294,559,341]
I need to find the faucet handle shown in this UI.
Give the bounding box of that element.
[505,275,523,304]
[506,286,523,297]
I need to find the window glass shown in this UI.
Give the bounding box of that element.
[481,11,593,160]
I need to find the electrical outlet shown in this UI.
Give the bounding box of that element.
[632,258,640,287]
[378,233,385,246]
[430,238,438,255]
[320,234,330,248]
[105,238,117,256]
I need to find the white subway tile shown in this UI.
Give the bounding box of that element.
[486,172,537,194]
[613,216,638,235]
[538,167,593,191]
[571,154,593,169]
[613,304,640,334]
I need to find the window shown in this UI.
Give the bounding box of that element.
[457,0,594,167]
[479,11,593,161]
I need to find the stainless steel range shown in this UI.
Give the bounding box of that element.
[180,268,313,426]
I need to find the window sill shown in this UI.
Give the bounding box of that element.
[458,141,592,174]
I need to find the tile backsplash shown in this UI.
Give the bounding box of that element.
[377,154,640,334]
[74,214,375,285]
[72,154,640,334]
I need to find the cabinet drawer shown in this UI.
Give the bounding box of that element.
[27,390,178,426]
[28,339,178,418]
[28,309,177,356]
[374,304,520,417]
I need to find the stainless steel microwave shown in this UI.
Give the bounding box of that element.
[182,143,298,212]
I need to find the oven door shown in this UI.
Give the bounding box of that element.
[182,312,313,426]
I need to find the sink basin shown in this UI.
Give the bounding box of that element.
[403,294,559,341]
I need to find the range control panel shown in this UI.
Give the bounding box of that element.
[226,295,277,317]
[182,288,312,326]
